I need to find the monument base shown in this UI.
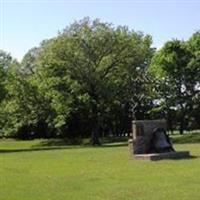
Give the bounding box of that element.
[132,151,190,161]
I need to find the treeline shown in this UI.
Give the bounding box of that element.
[0,18,199,143]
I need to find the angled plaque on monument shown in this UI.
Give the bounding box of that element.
[129,120,190,161]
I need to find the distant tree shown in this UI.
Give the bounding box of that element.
[187,31,200,129]
[0,49,52,138]
[149,37,200,134]
[2,66,50,137]
[20,47,41,75]
[0,50,15,136]
[0,50,13,102]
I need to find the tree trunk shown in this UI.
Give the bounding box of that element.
[179,117,184,135]
[91,127,100,145]
[179,105,186,135]
[91,103,101,146]
[179,122,184,135]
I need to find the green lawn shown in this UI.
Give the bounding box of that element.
[0,137,200,200]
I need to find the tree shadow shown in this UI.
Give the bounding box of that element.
[171,133,200,144]
[0,146,80,154]
[100,142,127,148]
[34,138,128,148]
[0,139,128,154]
[35,138,88,146]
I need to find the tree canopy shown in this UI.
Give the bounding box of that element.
[0,19,199,141]
[149,32,200,133]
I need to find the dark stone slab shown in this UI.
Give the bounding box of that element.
[129,120,191,161]
[132,120,167,154]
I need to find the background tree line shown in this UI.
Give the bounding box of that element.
[0,18,199,143]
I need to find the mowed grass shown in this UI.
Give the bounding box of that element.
[0,136,200,200]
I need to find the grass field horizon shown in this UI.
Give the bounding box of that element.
[1,134,200,200]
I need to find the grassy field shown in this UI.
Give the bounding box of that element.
[0,135,200,200]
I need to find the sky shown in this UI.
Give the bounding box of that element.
[0,0,200,61]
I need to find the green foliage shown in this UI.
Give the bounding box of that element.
[0,18,154,140]
[0,50,13,102]
[149,33,200,133]
[33,18,153,141]
[0,20,199,139]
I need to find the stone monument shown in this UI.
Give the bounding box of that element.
[129,120,190,160]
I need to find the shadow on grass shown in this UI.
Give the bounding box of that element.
[0,139,128,154]
[101,142,127,148]
[171,133,200,144]
[34,139,84,147]
[2,133,200,154]
[163,155,200,161]
[0,146,81,154]
[33,138,128,148]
